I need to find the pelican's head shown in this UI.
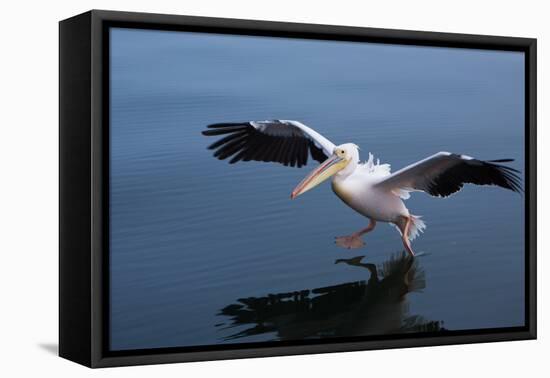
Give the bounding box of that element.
[291,143,359,199]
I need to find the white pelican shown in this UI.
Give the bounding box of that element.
[202,120,522,256]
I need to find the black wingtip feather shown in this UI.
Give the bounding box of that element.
[425,158,523,197]
[202,127,247,136]
[202,120,330,168]
[485,161,523,194]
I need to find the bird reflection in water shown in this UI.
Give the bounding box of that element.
[217,252,444,341]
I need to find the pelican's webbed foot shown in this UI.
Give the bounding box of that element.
[335,220,376,250]
[335,234,366,249]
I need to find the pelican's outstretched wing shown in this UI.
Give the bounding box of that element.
[375,152,522,198]
[202,120,335,167]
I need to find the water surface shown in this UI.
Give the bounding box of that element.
[109,28,525,351]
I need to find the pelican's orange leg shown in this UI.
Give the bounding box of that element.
[355,219,377,237]
[335,219,376,249]
[400,216,416,257]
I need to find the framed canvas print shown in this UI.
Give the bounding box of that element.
[59,10,536,368]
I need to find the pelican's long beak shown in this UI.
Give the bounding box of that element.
[291,155,348,199]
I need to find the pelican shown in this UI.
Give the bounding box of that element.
[202,120,522,256]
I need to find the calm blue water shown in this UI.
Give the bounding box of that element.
[109,28,525,351]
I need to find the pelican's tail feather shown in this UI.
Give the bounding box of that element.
[408,215,426,241]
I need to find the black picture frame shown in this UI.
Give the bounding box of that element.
[59,9,537,368]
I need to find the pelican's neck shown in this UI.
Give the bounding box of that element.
[334,157,358,180]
